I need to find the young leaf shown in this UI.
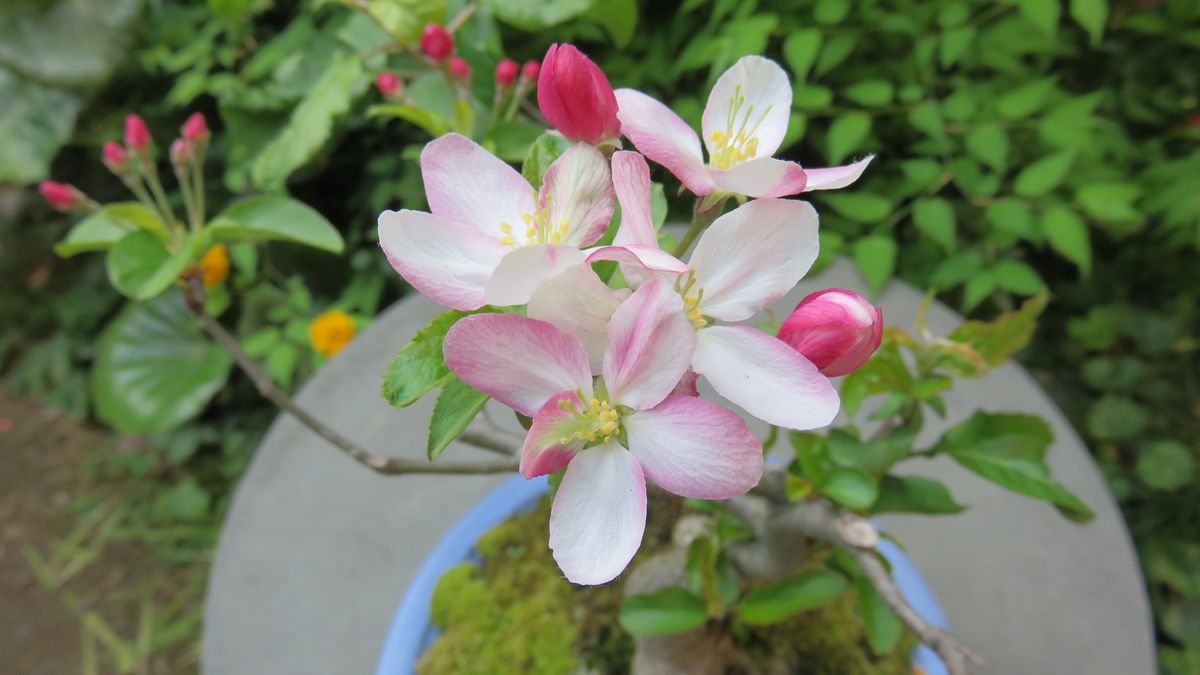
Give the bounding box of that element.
[209,195,344,253]
[381,310,470,407]
[737,570,848,625]
[992,260,1045,295]
[937,292,1048,375]
[856,575,903,655]
[106,232,196,301]
[1042,206,1091,277]
[872,475,966,515]
[1070,0,1108,45]
[427,378,490,460]
[1013,151,1075,198]
[619,587,709,635]
[827,111,872,165]
[522,132,572,189]
[912,197,957,252]
[55,203,166,257]
[964,125,1008,172]
[851,234,897,296]
[819,468,879,510]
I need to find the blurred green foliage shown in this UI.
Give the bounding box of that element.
[1,0,1198,672]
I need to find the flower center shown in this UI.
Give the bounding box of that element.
[498,193,570,247]
[556,396,622,446]
[708,84,773,170]
[675,270,708,329]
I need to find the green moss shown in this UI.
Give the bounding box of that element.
[419,496,918,675]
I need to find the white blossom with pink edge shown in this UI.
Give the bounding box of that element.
[546,151,840,431]
[442,278,764,585]
[377,134,687,311]
[615,55,873,198]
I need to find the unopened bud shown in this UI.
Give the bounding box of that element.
[102,141,128,174]
[420,23,454,62]
[124,114,152,152]
[777,288,883,377]
[521,59,541,83]
[39,181,87,212]
[375,71,401,98]
[449,56,471,82]
[170,138,191,167]
[182,112,209,144]
[495,58,519,88]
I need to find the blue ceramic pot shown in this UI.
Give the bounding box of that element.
[377,474,949,675]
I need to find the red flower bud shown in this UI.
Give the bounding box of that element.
[449,56,471,82]
[420,23,454,62]
[39,181,84,212]
[495,58,519,87]
[521,59,541,83]
[170,138,191,166]
[182,112,209,143]
[777,288,883,377]
[124,114,152,152]
[537,44,621,145]
[375,71,401,98]
[102,141,128,173]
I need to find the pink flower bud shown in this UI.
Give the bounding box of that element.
[39,181,84,212]
[420,23,454,62]
[777,288,883,377]
[521,59,541,83]
[449,56,471,82]
[124,114,152,152]
[495,58,519,87]
[170,138,191,166]
[102,141,128,173]
[182,112,209,143]
[537,43,620,145]
[375,71,401,98]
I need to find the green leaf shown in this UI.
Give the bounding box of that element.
[940,292,1048,374]
[522,132,573,190]
[873,475,966,515]
[935,411,1094,521]
[814,0,852,24]
[381,310,469,407]
[912,198,957,252]
[1136,441,1195,492]
[965,125,1009,171]
[827,427,914,476]
[427,379,490,460]
[1070,0,1107,45]
[995,78,1056,120]
[366,103,450,137]
[851,235,897,296]
[485,0,594,30]
[820,468,878,510]
[992,259,1045,295]
[55,203,166,257]
[266,341,300,389]
[1019,0,1061,36]
[0,71,82,184]
[939,26,976,68]
[251,55,367,192]
[737,570,848,625]
[153,477,211,523]
[984,198,1036,241]
[1013,151,1075,198]
[581,0,638,47]
[856,575,903,655]
[489,120,546,162]
[106,232,196,301]
[1042,206,1091,276]
[1086,395,1148,441]
[782,29,822,81]
[827,112,872,165]
[843,80,894,107]
[209,195,344,253]
[1076,182,1142,223]
[0,0,139,89]
[928,250,982,290]
[822,193,892,223]
[962,272,996,313]
[793,84,833,111]
[92,292,233,434]
[619,587,708,635]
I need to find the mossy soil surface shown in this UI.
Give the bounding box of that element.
[417,494,916,675]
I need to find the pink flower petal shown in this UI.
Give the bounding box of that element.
[611,151,657,248]
[702,56,792,161]
[377,209,507,310]
[585,244,688,275]
[709,157,808,197]
[549,441,646,585]
[624,395,763,499]
[484,244,588,307]
[420,134,536,238]
[521,391,585,478]
[528,264,630,373]
[802,156,875,191]
[603,278,695,411]
[688,198,819,322]
[541,142,615,247]
[443,314,592,416]
[692,325,839,430]
[615,88,716,196]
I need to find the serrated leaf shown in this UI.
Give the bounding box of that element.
[427,378,490,460]
[522,132,572,189]
[381,310,470,407]
[209,195,344,253]
[737,570,848,625]
[941,292,1048,374]
[912,197,957,252]
[619,587,708,635]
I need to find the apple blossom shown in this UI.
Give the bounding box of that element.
[614,56,873,198]
[537,44,621,146]
[778,288,883,377]
[443,279,763,584]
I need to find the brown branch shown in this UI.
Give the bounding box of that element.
[183,278,519,476]
[730,469,982,675]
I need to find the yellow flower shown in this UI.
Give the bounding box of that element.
[309,309,356,357]
[199,244,230,287]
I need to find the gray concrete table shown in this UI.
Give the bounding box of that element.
[202,258,1155,675]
